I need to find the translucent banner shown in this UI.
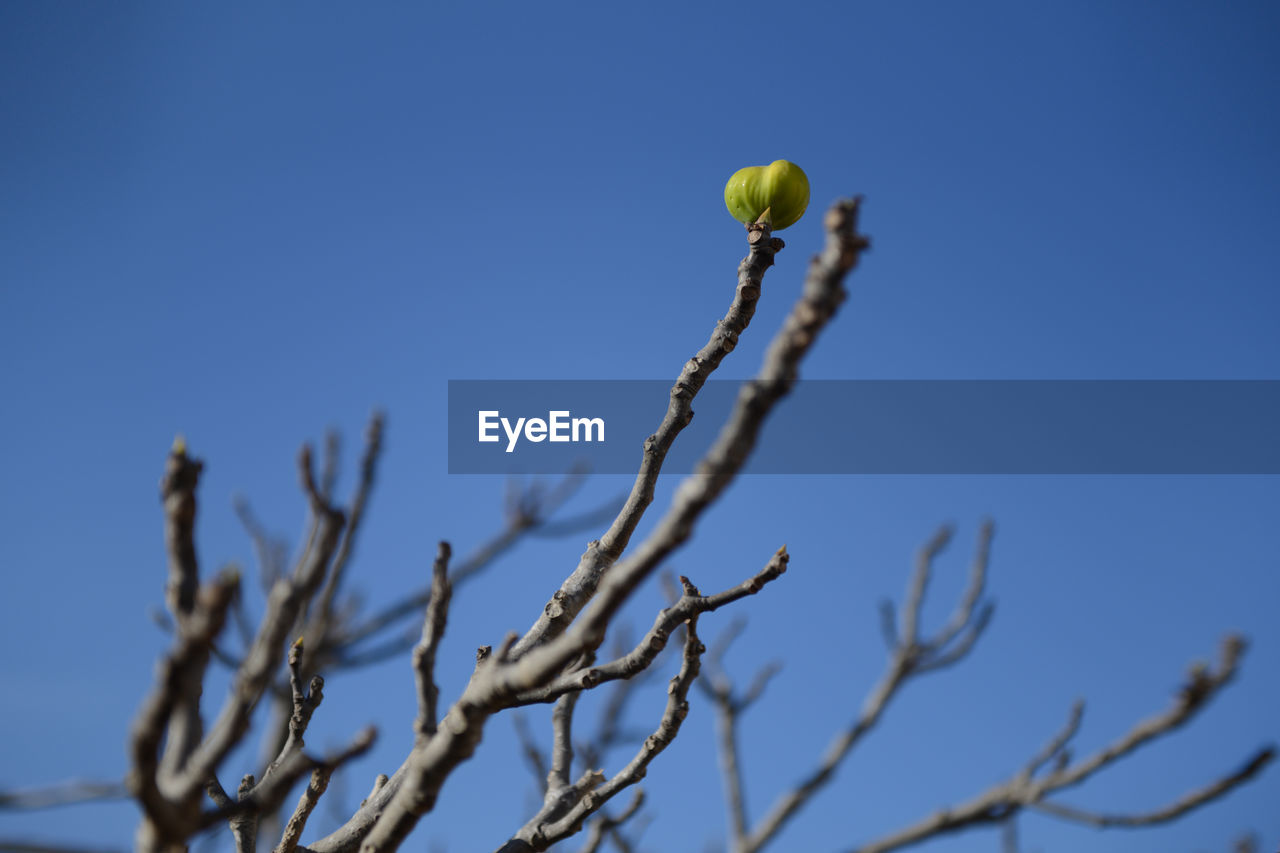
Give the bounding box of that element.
[447,380,1280,475]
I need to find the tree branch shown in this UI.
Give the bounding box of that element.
[314,412,385,641]
[742,522,994,852]
[508,214,792,660]
[849,636,1271,853]
[698,619,781,850]
[414,542,453,742]
[0,780,129,811]
[161,437,202,624]
[573,789,646,853]
[1031,746,1274,828]
[497,579,708,852]
[174,446,346,804]
[274,767,333,853]
[309,199,866,853]
[337,471,601,655]
[511,547,788,708]
[128,567,239,849]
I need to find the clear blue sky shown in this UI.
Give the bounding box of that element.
[2,3,1278,851]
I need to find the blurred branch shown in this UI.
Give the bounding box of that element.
[333,467,610,661]
[848,637,1272,853]
[0,842,123,853]
[160,437,202,625]
[314,413,385,640]
[128,440,379,853]
[574,790,647,853]
[513,713,550,796]
[741,521,994,852]
[233,496,288,593]
[1030,747,1274,828]
[0,781,128,811]
[414,542,453,742]
[698,618,782,850]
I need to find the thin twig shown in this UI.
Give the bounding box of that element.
[414,542,453,742]
[338,472,598,653]
[574,790,646,853]
[274,767,334,853]
[0,842,123,853]
[508,214,794,661]
[161,438,203,624]
[525,582,707,849]
[0,780,129,811]
[512,714,550,795]
[306,199,867,853]
[848,636,1271,853]
[742,522,993,852]
[315,412,385,633]
[129,569,239,848]
[698,621,781,850]
[175,447,346,804]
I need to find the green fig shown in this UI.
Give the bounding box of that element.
[724,160,810,230]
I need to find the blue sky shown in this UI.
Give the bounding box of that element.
[2,3,1278,852]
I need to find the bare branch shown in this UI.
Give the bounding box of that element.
[226,574,257,659]
[324,202,866,853]
[1033,747,1274,828]
[315,412,385,631]
[1032,635,1246,796]
[999,817,1019,853]
[913,600,994,675]
[233,495,288,592]
[205,773,257,853]
[174,446,346,804]
[899,525,952,645]
[156,441,211,790]
[161,437,203,624]
[577,627,674,773]
[549,693,580,793]
[338,471,599,653]
[512,714,550,795]
[0,842,123,853]
[414,542,453,742]
[849,636,1271,853]
[0,780,128,811]
[200,727,376,830]
[502,201,867,702]
[128,569,239,847]
[361,775,388,809]
[257,638,325,789]
[698,619,782,851]
[512,547,789,708]
[524,584,707,849]
[709,680,748,850]
[317,429,340,503]
[876,600,897,651]
[923,518,993,654]
[508,692,600,851]
[508,212,796,660]
[274,768,334,853]
[743,523,993,851]
[574,790,646,853]
[1020,700,1084,784]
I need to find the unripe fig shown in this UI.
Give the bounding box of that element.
[723,160,810,230]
